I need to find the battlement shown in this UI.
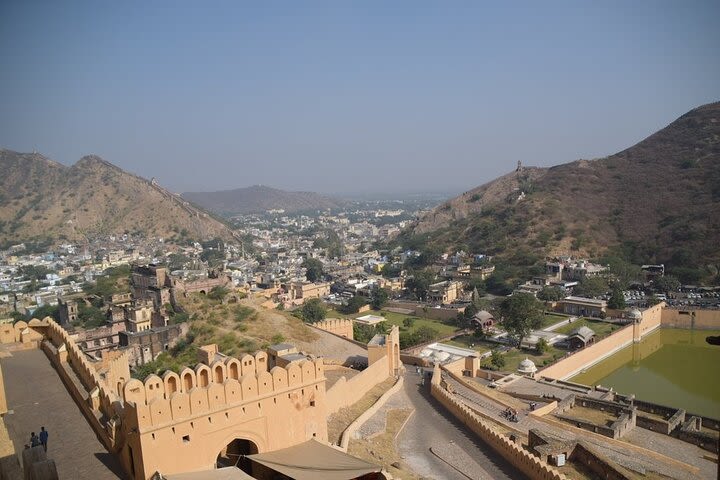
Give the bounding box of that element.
[120,353,325,428]
[313,318,354,340]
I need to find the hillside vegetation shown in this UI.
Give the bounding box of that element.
[399,102,720,283]
[0,150,236,246]
[182,184,343,215]
[134,292,318,378]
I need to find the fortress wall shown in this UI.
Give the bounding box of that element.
[326,355,390,414]
[125,361,328,479]
[314,318,354,340]
[539,325,634,380]
[661,308,720,329]
[430,373,566,480]
[539,303,671,381]
[638,302,663,337]
[123,358,325,425]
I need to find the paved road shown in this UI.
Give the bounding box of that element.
[1,349,124,479]
[397,370,525,480]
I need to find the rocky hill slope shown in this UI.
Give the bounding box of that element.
[182,184,343,215]
[401,102,720,282]
[0,150,237,245]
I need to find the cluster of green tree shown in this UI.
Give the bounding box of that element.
[371,287,389,310]
[380,263,402,278]
[299,298,326,323]
[404,270,435,301]
[301,258,324,282]
[399,325,440,349]
[482,350,506,370]
[166,252,193,271]
[207,285,229,301]
[339,295,368,314]
[353,322,385,344]
[498,292,543,347]
[25,304,59,322]
[18,265,54,281]
[83,265,131,299]
[75,302,106,328]
[199,239,225,268]
[312,230,342,258]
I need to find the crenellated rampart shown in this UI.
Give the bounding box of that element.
[314,318,354,340]
[121,355,325,429]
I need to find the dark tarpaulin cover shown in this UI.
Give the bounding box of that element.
[246,439,381,480]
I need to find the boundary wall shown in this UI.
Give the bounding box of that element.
[313,319,354,340]
[429,370,567,480]
[338,376,404,451]
[539,303,663,380]
[661,308,720,329]
[326,356,389,414]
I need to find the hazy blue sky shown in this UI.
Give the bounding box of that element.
[1,1,718,195]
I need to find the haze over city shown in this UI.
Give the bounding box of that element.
[1,1,719,194]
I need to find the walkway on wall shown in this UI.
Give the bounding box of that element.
[1,349,123,479]
[397,370,525,480]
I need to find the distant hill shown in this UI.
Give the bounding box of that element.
[400,102,720,283]
[0,150,238,246]
[182,185,343,215]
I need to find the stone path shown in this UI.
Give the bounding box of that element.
[395,370,524,480]
[1,349,124,479]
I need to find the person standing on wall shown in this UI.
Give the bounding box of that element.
[39,427,48,452]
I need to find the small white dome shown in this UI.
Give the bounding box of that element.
[518,357,537,374]
[627,308,642,320]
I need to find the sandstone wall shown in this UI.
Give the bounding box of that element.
[430,375,566,480]
[314,318,354,340]
[539,325,634,380]
[326,355,390,415]
[661,308,720,329]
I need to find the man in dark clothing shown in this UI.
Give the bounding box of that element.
[30,432,40,448]
[39,427,48,452]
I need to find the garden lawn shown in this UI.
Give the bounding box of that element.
[553,317,621,339]
[500,345,565,372]
[540,313,567,329]
[378,310,458,338]
[444,335,494,355]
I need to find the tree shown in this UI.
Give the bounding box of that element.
[463,303,479,320]
[302,258,324,282]
[405,270,434,301]
[29,304,59,321]
[403,317,416,328]
[486,272,513,296]
[353,323,384,344]
[340,295,367,314]
[301,298,326,323]
[536,338,549,354]
[490,350,506,369]
[207,286,229,301]
[470,286,484,306]
[19,265,52,281]
[607,288,626,309]
[413,325,439,344]
[77,303,106,328]
[498,293,543,347]
[371,287,389,310]
[647,295,663,307]
[574,276,609,298]
[537,286,565,303]
[653,275,680,294]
